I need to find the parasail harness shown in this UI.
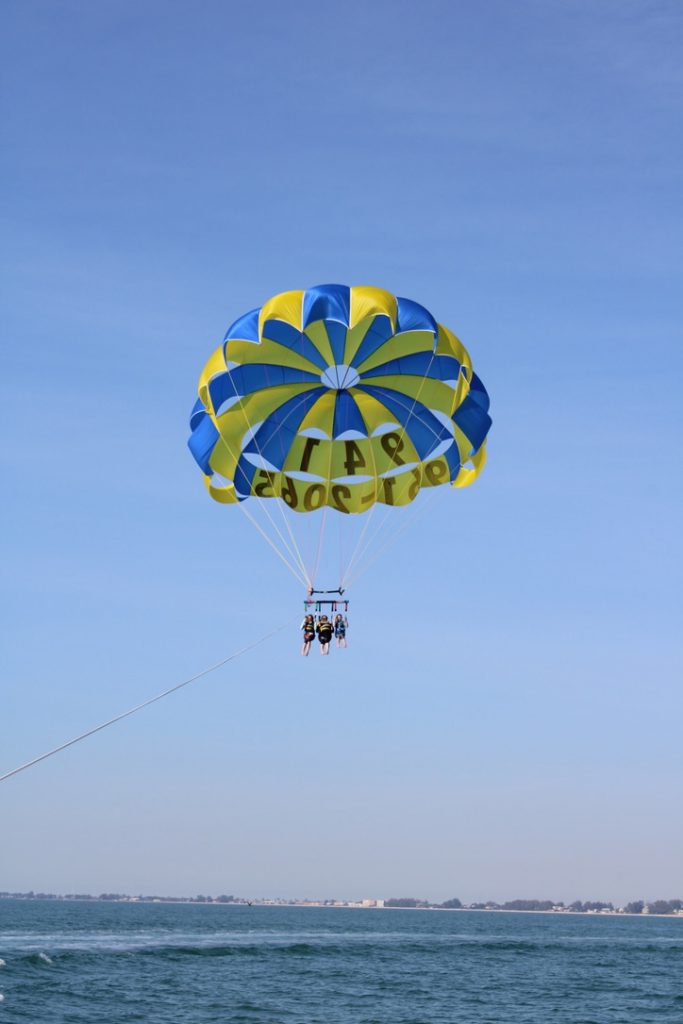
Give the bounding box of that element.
[303,586,349,616]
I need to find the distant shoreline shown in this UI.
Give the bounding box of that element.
[1,896,681,920]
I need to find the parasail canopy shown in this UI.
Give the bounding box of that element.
[188,284,491,520]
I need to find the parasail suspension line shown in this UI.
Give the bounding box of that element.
[309,505,328,588]
[344,489,439,588]
[225,378,312,588]
[342,352,437,587]
[343,382,450,586]
[237,501,310,587]
[211,426,308,585]
[339,406,383,587]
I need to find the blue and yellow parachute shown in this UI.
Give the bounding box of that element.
[188,284,491,516]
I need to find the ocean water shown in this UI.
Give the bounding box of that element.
[0,901,681,1023]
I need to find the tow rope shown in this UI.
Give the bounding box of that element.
[0,619,293,783]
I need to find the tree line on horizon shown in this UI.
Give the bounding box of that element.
[385,897,683,914]
[1,892,682,914]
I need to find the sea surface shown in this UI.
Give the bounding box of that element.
[0,900,681,1023]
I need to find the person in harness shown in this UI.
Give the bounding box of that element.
[300,613,316,657]
[316,614,333,655]
[334,613,348,648]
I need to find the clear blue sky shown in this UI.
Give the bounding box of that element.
[2,0,681,904]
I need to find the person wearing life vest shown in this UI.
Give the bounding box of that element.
[333,613,348,648]
[316,614,333,655]
[300,614,316,657]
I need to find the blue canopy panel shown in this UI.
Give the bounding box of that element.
[442,440,461,481]
[333,390,369,438]
[223,308,259,343]
[325,319,348,364]
[468,372,491,413]
[303,284,351,328]
[233,456,258,499]
[395,296,438,335]
[189,397,206,432]
[349,315,395,368]
[260,318,328,371]
[358,384,452,462]
[208,365,320,411]
[453,394,492,453]
[243,387,326,470]
[187,412,220,476]
[360,352,460,382]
